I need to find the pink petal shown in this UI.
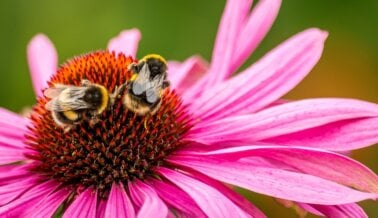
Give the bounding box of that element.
[128,180,168,218]
[205,0,253,85]
[0,145,27,164]
[264,99,291,109]
[0,165,31,185]
[230,0,282,73]
[189,98,378,151]
[0,135,27,149]
[0,107,30,139]
[167,56,208,94]
[0,122,28,162]
[107,29,141,57]
[295,202,324,216]
[0,180,58,216]
[169,155,377,205]
[96,199,107,218]
[263,117,378,151]
[63,188,97,218]
[180,169,266,218]
[25,187,70,218]
[0,176,38,205]
[27,34,58,97]
[158,167,251,218]
[190,28,328,120]
[186,146,378,193]
[147,178,205,217]
[262,149,378,193]
[299,203,368,218]
[105,182,135,218]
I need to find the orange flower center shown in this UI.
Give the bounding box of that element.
[25,51,191,197]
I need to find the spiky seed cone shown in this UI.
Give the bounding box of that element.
[25,51,191,197]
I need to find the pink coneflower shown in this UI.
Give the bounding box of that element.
[1,0,377,217]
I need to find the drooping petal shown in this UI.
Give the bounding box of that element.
[0,142,27,164]
[128,180,168,218]
[189,28,328,120]
[167,56,208,93]
[205,0,253,86]
[298,203,368,218]
[185,145,378,193]
[180,169,267,218]
[158,167,251,218]
[27,34,58,97]
[263,117,378,151]
[188,98,378,151]
[63,188,97,218]
[0,134,28,149]
[0,165,31,185]
[24,187,70,218]
[0,108,30,139]
[0,180,58,216]
[0,116,29,163]
[147,178,205,217]
[169,153,377,205]
[230,0,282,73]
[105,182,135,218]
[263,149,378,193]
[0,176,38,205]
[107,29,141,57]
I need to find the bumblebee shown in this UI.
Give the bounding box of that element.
[123,54,170,115]
[44,79,110,131]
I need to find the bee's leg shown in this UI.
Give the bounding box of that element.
[109,89,118,106]
[127,62,140,73]
[109,82,129,106]
[113,82,128,99]
[143,115,150,131]
[87,111,100,127]
[81,79,92,86]
[162,80,170,89]
[63,125,72,133]
[89,117,99,127]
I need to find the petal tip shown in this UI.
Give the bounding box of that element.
[119,28,141,39]
[305,28,329,41]
[27,34,54,52]
[27,33,58,96]
[320,30,329,40]
[107,28,142,57]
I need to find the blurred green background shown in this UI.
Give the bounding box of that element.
[0,0,377,216]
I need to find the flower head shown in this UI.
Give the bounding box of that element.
[1,0,377,217]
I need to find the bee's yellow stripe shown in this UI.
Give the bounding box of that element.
[97,85,109,113]
[141,54,167,65]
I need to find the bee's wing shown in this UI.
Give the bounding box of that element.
[145,88,159,104]
[132,63,151,95]
[45,98,60,111]
[145,74,164,104]
[44,85,73,111]
[45,87,90,111]
[43,84,71,98]
[136,64,151,82]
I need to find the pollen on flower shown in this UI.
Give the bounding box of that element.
[24,51,191,197]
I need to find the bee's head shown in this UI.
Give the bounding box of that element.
[142,54,167,79]
[83,86,103,107]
